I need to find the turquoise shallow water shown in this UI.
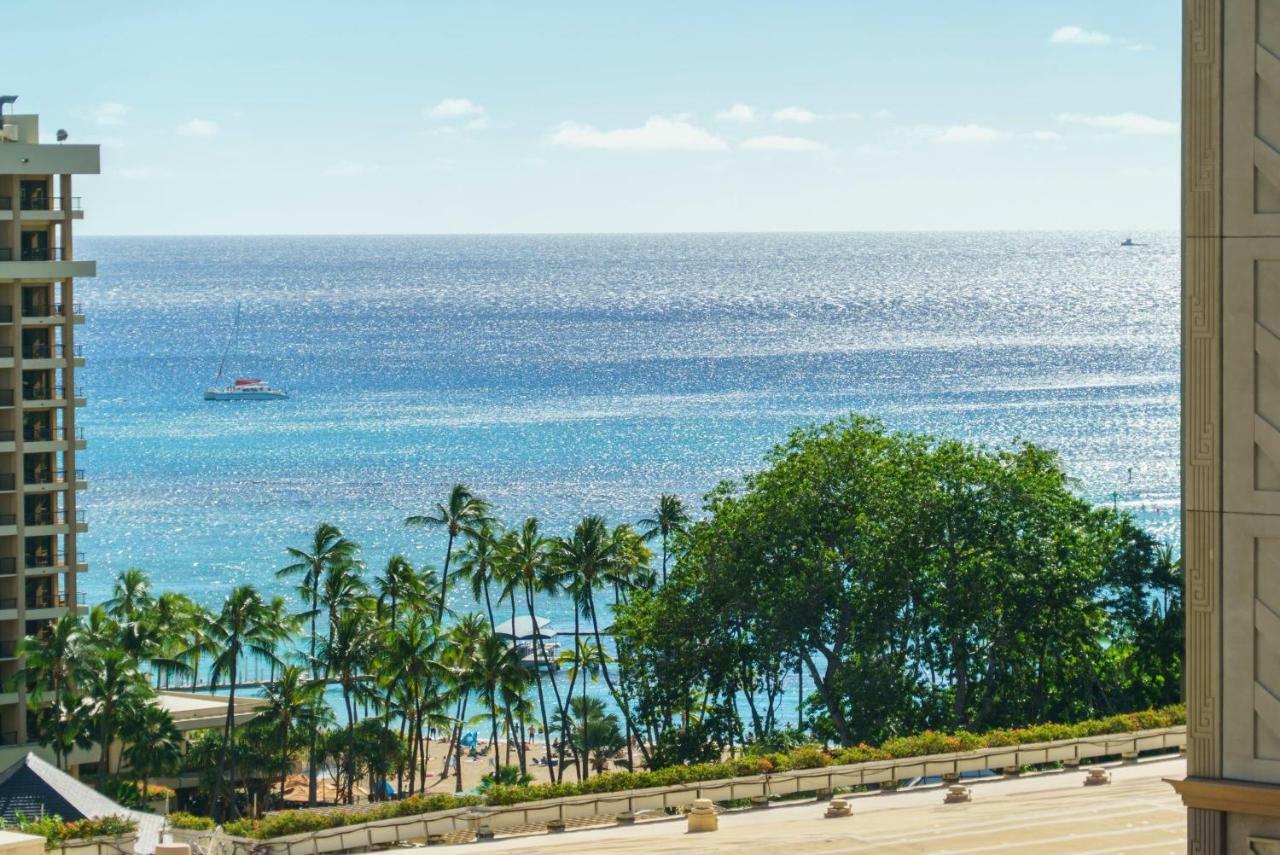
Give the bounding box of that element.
[72,232,1180,712]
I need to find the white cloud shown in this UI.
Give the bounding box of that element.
[93,102,129,126]
[773,106,817,124]
[934,124,1006,144]
[1049,25,1112,46]
[428,98,485,119]
[1056,112,1178,135]
[741,135,826,152]
[547,116,728,151]
[465,117,490,131]
[175,118,219,137]
[716,104,757,122]
[324,160,379,177]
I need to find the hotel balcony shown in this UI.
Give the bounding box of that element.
[0,196,85,223]
[24,509,86,536]
[24,551,85,575]
[26,592,85,611]
[21,385,86,408]
[22,342,84,370]
[0,514,15,537]
[6,426,87,453]
[0,640,18,660]
[0,248,94,280]
[23,468,86,493]
[19,302,84,326]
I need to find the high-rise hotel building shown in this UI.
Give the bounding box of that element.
[0,103,95,749]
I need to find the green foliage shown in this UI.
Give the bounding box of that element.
[223,793,483,839]
[166,812,215,831]
[2,814,138,849]
[479,765,534,791]
[615,416,1185,753]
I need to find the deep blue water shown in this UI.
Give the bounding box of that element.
[73,232,1180,712]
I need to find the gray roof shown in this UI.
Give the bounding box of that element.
[0,754,162,854]
[493,615,557,639]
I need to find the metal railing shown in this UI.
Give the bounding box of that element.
[18,248,67,262]
[22,343,81,359]
[18,197,80,212]
[0,558,15,576]
[0,306,12,323]
[0,391,14,407]
[0,599,18,611]
[26,551,85,569]
[0,642,17,659]
[53,303,82,316]
[0,347,12,359]
[23,426,84,441]
[26,509,86,526]
[0,515,15,527]
[28,592,86,609]
[0,474,14,491]
[25,468,84,485]
[22,385,64,401]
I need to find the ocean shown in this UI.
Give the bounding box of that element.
[74,231,1180,711]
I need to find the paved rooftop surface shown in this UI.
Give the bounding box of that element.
[460,755,1186,854]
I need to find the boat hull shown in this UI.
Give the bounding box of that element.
[204,390,288,401]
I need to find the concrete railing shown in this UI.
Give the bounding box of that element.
[178,725,1185,854]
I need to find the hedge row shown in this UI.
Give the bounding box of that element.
[220,793,483,840]
[213,704,1184,839]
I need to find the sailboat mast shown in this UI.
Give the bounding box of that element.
[214,302,241,385]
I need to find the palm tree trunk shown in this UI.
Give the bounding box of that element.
[587,593,651,766]
[454,694,470,793]
[661,531,668,585]
[437,531,456,623]
[308,577,320,807]
[524,586,556,783]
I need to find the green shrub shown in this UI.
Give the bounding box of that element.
[2,815,139,849]
[224,793,485,839]
[166,812,215,831]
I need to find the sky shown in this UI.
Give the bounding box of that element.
[7,2,1180,235]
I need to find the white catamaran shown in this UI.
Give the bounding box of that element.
[204,304,288,401]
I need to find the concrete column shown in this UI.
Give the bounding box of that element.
[1174,0,1280,850]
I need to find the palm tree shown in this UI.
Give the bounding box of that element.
[279,523,356,806]
[373,554,425,628]
[502,518,563,779]
[638,494,689,585]
[554,696,625,775]
[122,703,183,801]
[376,620,445,795]
[197,585,281,820]
[440,614,487,792]
[405,484,491,622]
[14,613,91,769]
[104,568,155,661]
[143,592,201,689]
[555,638,609,780]
[318,608,376,803]
[457,523,502,631]
[469,633,529,775]
[556,516,651,768]
[258,664,325,802]
[83,645,153,785]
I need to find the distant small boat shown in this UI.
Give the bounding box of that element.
[1120,237,1140,247]
[204,378,288,401]
[204,303,288,401]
